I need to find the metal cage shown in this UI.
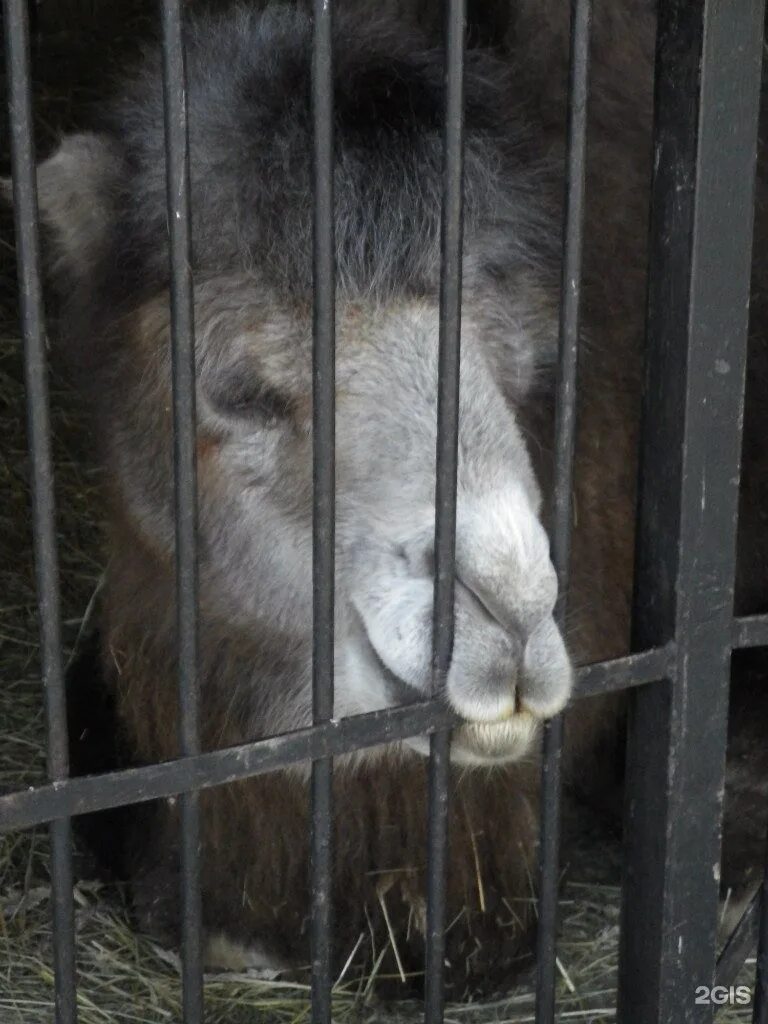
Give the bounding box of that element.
[1,1,767,1022]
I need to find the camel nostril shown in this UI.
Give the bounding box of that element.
[455,571,529,644]
[455,553,558,644]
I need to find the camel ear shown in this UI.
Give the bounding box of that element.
[1,133,123,284]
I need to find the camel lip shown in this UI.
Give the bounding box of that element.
[352,610,432,704]
[352,616,537,766]
[349,610,535,741]
[349,606,467,720]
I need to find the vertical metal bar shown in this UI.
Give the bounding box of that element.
[2,2,77,1022]
[754,828,768,1024]
[535,2,590,1022]
[424,729,450,1024]
[425,2,465,1022]
[618,2,765,1022]
[158,3,203,1022]
[310,2,335,1023]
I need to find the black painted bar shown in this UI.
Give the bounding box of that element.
[0,651,666,836]
[734,615,768,651]
[618,2,765,1021]
[425,2,465,1021]
[0,701,456,834]
[536,2,591,1021]
[310,2,336,1020]
[2,1,77,1021]
[158,2,203,1021]
[575,646,671,699]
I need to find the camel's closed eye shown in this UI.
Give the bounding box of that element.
[205,361,297,425]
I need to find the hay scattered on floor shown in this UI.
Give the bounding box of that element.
[0,863,756,1023]
[0,847,619,1024]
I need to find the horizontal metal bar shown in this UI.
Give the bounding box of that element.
[0,701,456,833]
[0,650,669,835]
[574,646,673,698]
[733,615,768,650]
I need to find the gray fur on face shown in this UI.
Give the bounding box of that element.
[33,4,570,766]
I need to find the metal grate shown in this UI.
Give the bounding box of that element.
[618,3,766,1020]
[1,0,768,1022]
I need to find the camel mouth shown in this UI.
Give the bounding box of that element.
[349,613,540,766]
[399,712,541,767]
[450,712,540,766]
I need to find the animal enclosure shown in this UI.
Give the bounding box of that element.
[1,1,768,1023]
